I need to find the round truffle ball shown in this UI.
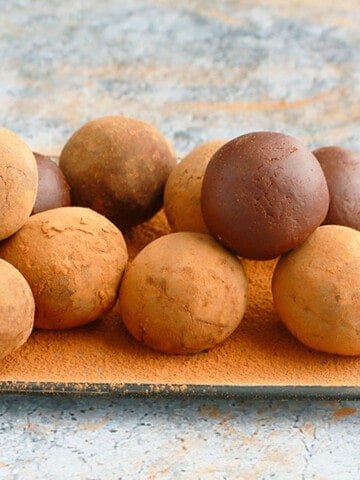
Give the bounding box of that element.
[0,207,128,329]
[59,116,177,230]
[119,232,248,354]
[312,146,360,230]
[201,131,330,260]
[0,127,38,240]
[272,225,360,356]
[164,140,227,234]
[32,152,71,214]
[0,259,35,359]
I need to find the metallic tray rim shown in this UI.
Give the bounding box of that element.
[0,381,359,399]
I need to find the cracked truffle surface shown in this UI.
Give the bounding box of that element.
[0,259,35,359]
[0,127,38,240]
[119,231,248,354]
[59,116,176,230]
[0,207,128,329]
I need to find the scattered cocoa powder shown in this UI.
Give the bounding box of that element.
[332,407,358,419]
[1,209,360,388]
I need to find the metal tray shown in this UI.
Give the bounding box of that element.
[1,381,360,400]
[1,245,358,400]
[1,310,360,400]
[0,381,360,400]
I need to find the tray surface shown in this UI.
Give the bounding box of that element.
[1,213,359,399]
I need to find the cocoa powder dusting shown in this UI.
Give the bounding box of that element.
[1,209,360,388]
[332,407,358,419]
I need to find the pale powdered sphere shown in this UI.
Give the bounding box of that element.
[0,127,38,240]
[0,207,128,329]
[119,232,248,354]
[272,225,360,355]
[0,259,35,359]
[164,140,227,234]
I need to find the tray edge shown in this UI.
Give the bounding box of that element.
[0,381,360,399]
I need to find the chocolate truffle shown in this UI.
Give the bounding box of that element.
[201,131,329,260]
[59,116,177,230]
[312,146,360,230]
[0,207,128,329]
[0,127,38,240]
[0,259,35,359]
[164,140,227,234]
[32,153,71,214]
[272,225,360,356]
[119,232,248,354]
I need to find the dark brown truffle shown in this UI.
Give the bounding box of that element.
[312,146,360,231]
[59,116,177,230]
[32,153,71,214]
[201,131,329,260]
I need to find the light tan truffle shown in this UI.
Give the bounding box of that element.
[0,259,35,359]
[0,127,38,240]
[119,232,248,354]
[272,225,360,355]
[0,207,128,329]
[59,116,176,230]
[164,140,227,234]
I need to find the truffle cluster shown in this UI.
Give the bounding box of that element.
[0,117,359,359]
[0,116,175,357]
[163,132,360,356]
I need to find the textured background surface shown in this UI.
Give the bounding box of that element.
[1,0,360,157]
[1,1,360,478]
[1,395,360,479]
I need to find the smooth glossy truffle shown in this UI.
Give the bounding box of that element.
[313,146,360,230]
[59,116,177,230]
[32,153,71,214]
[0,259,35,359]
[272,225,360,356]
[164,140,227,234]
[201,131,329,260]
[0,127,38,240]
[0,207,128,329]
[119,232,248,354]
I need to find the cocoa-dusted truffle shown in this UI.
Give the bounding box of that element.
[312,146,360,231]
[59,116,177,230]
[164,140,227,234]
[272,225,360,356]
[0,127,38,240]
[0,207,128,329]
[119,232,248,354]
[201,131,329,260]
[0,259,35,359]
[32,153,71,214]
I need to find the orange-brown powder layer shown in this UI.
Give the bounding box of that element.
[1,210,360,387]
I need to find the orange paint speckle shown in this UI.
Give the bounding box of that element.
[332,407,357,419]
[199,404,221,419]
